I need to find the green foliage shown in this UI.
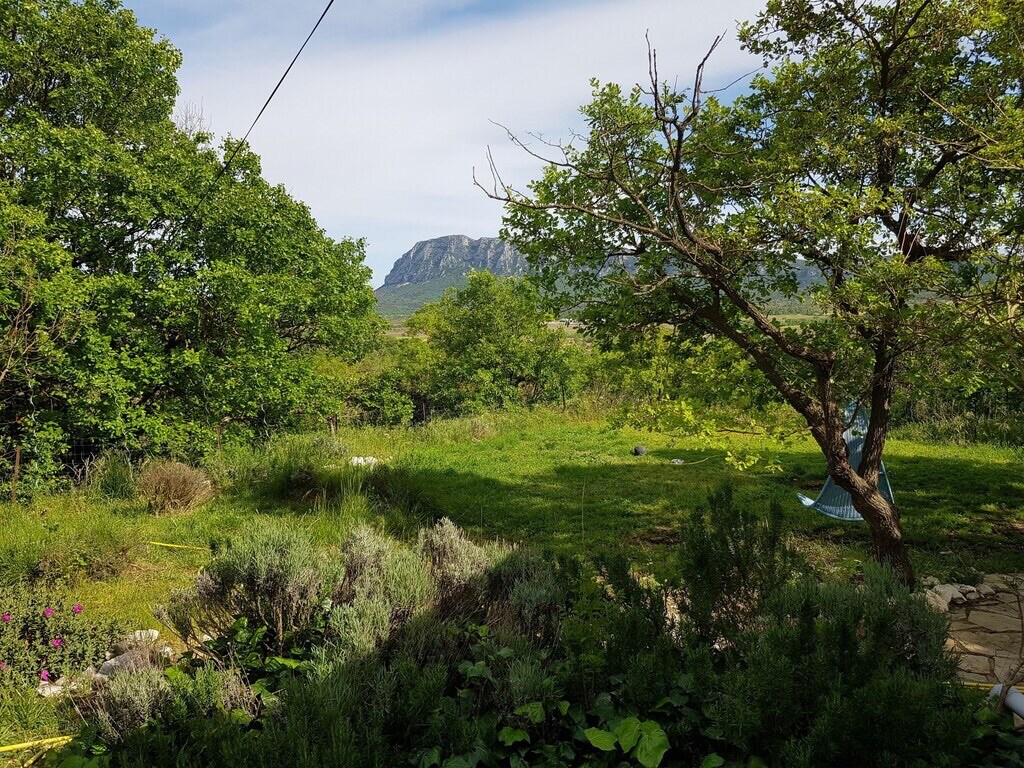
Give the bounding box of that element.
[703,564,964,766]
[0,582,123,687]
[0,0,381,494]
[678,483,798,644]
[47,513,1017,768]
[162,522,337,660]
[87,667,173,745]
[86,454,137,502]
[406,271,585,414]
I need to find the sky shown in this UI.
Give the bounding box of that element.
[124,0,765,286]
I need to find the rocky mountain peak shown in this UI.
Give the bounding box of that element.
[382,235,526,287]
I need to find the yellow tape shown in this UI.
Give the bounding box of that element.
[0,735,73,754]
[146,540,208,552]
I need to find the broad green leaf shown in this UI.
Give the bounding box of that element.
[584,727,618,752]
[498,727,530,746]
[515,701,545,724]
[701,755,726,768]
[614,716,642,752]
[635,722,670,768]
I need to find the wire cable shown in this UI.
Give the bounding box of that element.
[171,0,337,238]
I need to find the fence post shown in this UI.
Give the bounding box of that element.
[10,445,21,503]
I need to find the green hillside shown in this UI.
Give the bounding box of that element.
[374,274,468,319]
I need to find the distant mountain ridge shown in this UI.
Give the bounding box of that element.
[374,235,826,320]
[375,235,527,318]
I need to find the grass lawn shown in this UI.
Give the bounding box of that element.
[2,408,1023,632]
[1,408,1022,745]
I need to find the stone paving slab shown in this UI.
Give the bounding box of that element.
[941,575,1024,686]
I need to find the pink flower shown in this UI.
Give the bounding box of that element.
[0,662,9,671]
[40,669,49,682]
[43,608,54,618]
[1,614,9,622]
[72,604,83,614]
[51,638,63,648]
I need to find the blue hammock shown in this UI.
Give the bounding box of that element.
[797,404,894,522]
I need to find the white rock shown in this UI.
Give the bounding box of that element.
[921,576,940,588]
[926,589,950,612]
[933,584,966,606]
[957,584,979,596]
[98,650,151,678]
[113,629,159,656]
[36,681,64,697]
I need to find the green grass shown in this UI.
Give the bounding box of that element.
[2,409,1023,628]
[1,408,1022,746]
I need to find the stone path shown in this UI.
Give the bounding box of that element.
[941,575,1024,685]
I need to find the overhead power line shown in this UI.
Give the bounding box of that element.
[172,0,337,238]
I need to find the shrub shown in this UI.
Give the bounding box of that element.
[330,525,434,658]
[677,482,797,644]
[86,667,172,744]
[137,460,213,515]
[0,583,124,686]
[161,522,337,658]
[242,433,369,501]
[417,517,492,601]
[703,563,963,766]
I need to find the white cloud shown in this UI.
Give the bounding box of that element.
[135,0,764,284]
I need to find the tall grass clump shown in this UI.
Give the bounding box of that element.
[86,452,137,500]
[0,497,136,583]
[239,433,371,501]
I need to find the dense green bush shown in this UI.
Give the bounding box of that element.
[700,564,966,766]
[0,0,381,496]
[677,483,798,645]
[55,497,1016,768]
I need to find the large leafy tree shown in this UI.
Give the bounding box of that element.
[407,271,580,412]
[1,0,379,483]
[491,0,1024,582]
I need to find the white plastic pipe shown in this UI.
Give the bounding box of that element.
[989,685,1024,718]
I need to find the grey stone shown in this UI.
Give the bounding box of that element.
[920,576,940,589]
[978,584,997,598]
[959,653,994,676]
[632,446,647,456]
[98,649,153,678]
[112,629,160,656]
[969,610,1023,634]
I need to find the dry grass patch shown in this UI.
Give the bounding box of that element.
[138,461,213,515]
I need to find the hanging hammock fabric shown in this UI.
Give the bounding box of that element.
[797,404,894,522]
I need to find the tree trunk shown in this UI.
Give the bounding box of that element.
[849,486,914,585]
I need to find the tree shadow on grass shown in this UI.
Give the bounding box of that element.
[370,444,1024,574]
